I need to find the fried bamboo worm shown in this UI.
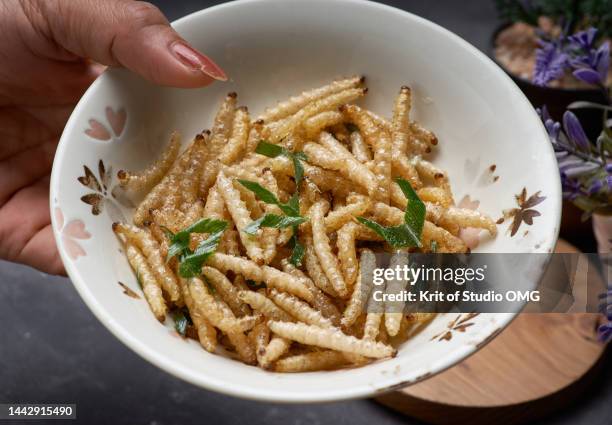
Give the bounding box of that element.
[179,277,217,352]
[303,111,344,139]
[310,200,348,298]
[219,106,250,165]
[371,129,392,204]
[324,194,370,233]
[350,131,372,162]
[303,142,377,195]
[161,134,205,212]
[238,291,294,322]
[215,298,257,364]
[202,266,251,317]
[363,312,383,341]
[267,155,353,198]
[113,223,181,303]
[188,277,260,333]
[418,187,453,208]
[210,92,238,153]
[259,336,292,369]
[260,169,281,264]
[133,136,193,225]
[257,76,363,122]
[342,249,376,328]
[216,170,265,263]
[250,323,270,367]
[179,132,209,207]
[269,289,333,328]
[118,131,181,192]
[245,119,264,153]
[269,87,367,143]
[125,243,166,322]
[427,204,497,235]
[337,222,359,288]
[414,157,452,196]
[274,350,348,372]
[302,233,338,297]
[339,106,391,202]
[268,321,396,358]
[209,253,313,302]
[410,121,438,147]
[384,252,409,337]
[281,260,342,325]
[390,86,422,189]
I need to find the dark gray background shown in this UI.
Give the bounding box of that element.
[1,1,610,424]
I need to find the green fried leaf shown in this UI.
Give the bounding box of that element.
[178,230,225,278]
[244,214,307,235]
[172,308,191,336]
[166,218,227,262]
[237,179,280,205]
[292,154,305,187]
[395,178,425,246]
[166,242,186,263]
[357,217,420,248]
[255,140,286,158]
[283,193,301,217]
[289,234,305,266]
[292,151,308,161]
[173,218,227,245]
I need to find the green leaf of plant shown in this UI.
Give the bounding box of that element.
[357,217,420,248]
[172,308,191,336]
[283,193,301,217]
[244,214,307,235]
[166,218,227,262]
[430,240,438,253]
[289,234,305,267]
[237,179,280,205]
[173,218,228,244]
[255,140,286,158]
[395,178,425,246]
[167,241,187,263]
[178,230,225,278]
[291,154,305,187]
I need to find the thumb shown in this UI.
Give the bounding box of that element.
[40,0,227,88]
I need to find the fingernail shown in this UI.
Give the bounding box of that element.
[171,42,228,81]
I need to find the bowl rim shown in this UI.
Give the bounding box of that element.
[50,0,562,402]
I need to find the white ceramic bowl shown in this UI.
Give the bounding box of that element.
[50,0,561,402]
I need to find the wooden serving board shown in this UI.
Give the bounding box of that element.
[375,240,607,425]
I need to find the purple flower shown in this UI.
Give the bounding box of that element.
[560,173,584,200]
[606,164,612,173]
[562,111,590,150]
[533,39,569,86]
[537,106,561,141]
[567,28,598,51]
[567,27,610,86]
[599,321,612,343]
[573,68,604,85]
[572,41,610,86]
[588,179,603,194]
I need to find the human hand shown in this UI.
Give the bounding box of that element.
[0,0,226,275]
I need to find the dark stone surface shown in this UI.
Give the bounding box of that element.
[1,1,609,424]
